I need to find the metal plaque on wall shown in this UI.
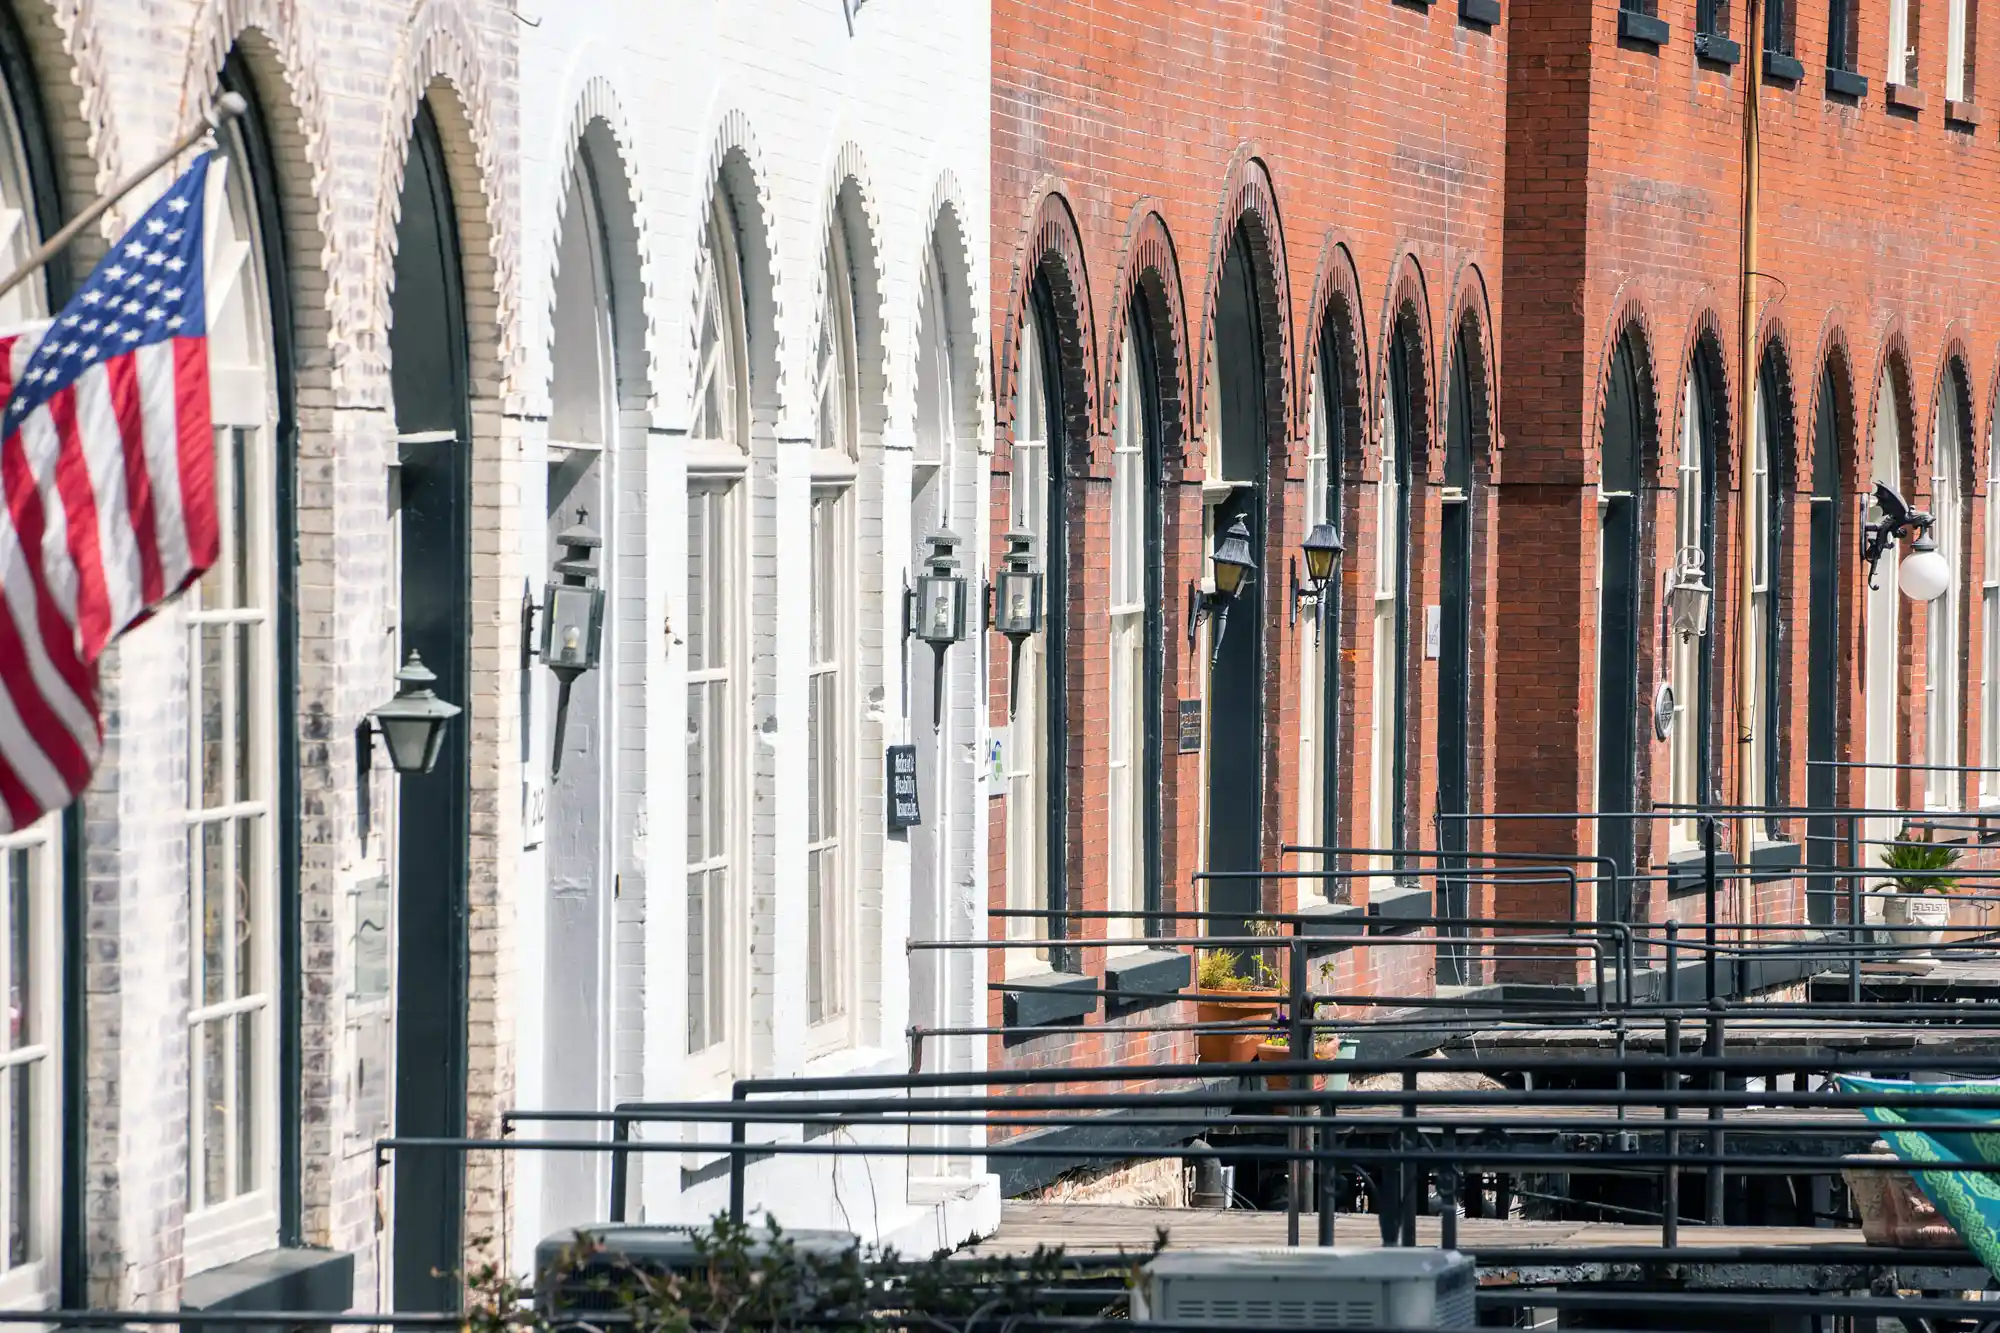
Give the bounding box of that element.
[1178,699,1203,753]
[887,744,920,829]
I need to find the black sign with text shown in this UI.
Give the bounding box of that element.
[887,744,921,829]
[1178,699,1203,754]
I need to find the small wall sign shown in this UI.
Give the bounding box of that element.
[1425,605,1442,659]
[887,744,921,829]
[1178,699,1203,754]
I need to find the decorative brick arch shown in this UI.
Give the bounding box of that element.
[1442,259,1497,478]
[1192,152,1290,470]
[998,186,1094,472]
[1754,317,1799,492]
[1300,237,1368,484]
[372,12,516,398]
[1920,329,1976,486]
[810,141,890,442]
[10,0,119,202]
[1377,252,1434,475]
[1590,286,1663,488]
[178,0,336,229]
[920,174,988,448]
[1105,206,1190,470]
[1862,324,1920,490]
[688,107,781,417]
[1660,304,1735,491]
[541,77,657,416]
[1805,318,1860,495]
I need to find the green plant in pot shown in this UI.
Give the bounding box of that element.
[1879,828,1960,957]
[1191,941,1282,1065]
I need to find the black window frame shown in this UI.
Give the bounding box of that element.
[1597,330,1648,920]
[1315,315,1350,878]
[1027,273,1072,962]
[1122,295,1167,936]
[1804,362,1843,920]
[1758,352,1792,839]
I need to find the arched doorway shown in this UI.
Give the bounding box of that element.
[1596,329,1649,919]
[1437,322,1477,980]
[389,99,472,1314]
[1804,359,1845,915]
[1203,228,1268,931]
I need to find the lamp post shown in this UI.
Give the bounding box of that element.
[1188,513,1256,663]
[362,651,462,776]
[536,512,607,773]
[991,531,1044,716]
[1289,520,1344,638]
[905,528,970,729]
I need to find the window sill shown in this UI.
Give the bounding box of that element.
[1887,81,1927,112]
[1618,9,1669,47]
[1826,66,1869,98]
[1368,881,1434,934]
[1948,99,1984,126]
[1460,0,1501,27]
[1105,949,1190,1007]
[183,1247,355,1333]
[1764,51,1805,83]
[998,968,1099,1028]
[1666,849,1738,897]
[1695,32,1742,66]
[1749,837,1802,883]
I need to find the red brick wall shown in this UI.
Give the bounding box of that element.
[990,0,1511,1103]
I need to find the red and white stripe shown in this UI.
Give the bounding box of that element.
[0,323,216,831]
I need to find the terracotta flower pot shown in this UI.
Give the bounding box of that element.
[1842,1150,1961,1247]
[1255,1037,1359,1092]
[1192,988,1281,1064]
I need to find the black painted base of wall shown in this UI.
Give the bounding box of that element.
[183,1247,355,1333]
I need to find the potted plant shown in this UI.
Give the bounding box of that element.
[1255,1017,1359,1092]
[1879,830,1960,956]
[1191,948,1281,1064]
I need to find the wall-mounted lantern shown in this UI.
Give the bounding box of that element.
[534,511,606,774]
[1665,545,1713,645]
[360,651,462,776]
[905,528,969,729]
[1288,520,1344,638]
[1862,481,1950,601]
[989,531,1044,716]
[1187,513,1256,663]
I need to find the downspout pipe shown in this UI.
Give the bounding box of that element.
[1738,0,1765,918]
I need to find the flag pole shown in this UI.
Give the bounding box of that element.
[0,91,246,307]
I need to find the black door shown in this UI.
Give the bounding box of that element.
[1316,323,1348,867]
[1437,331,1474,981]
[390,101,472,1315]
[1805,364,1842,922]
[1205,233,1267,932]
[1385,329,1415,863]
[1596,334,1645,921]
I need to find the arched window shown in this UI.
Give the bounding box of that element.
[1747,351,1789,827]
[1597,330,1647,906]
[1984,397,2000,805]
[1108,306,1160,941]
[686,186,750,1070]
[1805,361,1845,909]
[1438,324,1477,980]
[184,75,285,1267]
[807,222,858,1042]
[1668,363,1717,848]
[1004,283,1064,971]
[1927,367,1968,809]
[1865,368,1905,831]
[1298,315,1349,897]
[0,12,59,1300]
[1371,324,1413,860]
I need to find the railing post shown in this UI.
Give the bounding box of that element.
[1663,1010,1681,1248]
[1705,998,1726,1225]
[1287,933,1308,1247]
[1318,1085,1337,1247]
[1703,816,1719,1007]
[1847,814,1863,1002]
[1665,920,1680,1003]
[728,1084,748,1225]
[608,1113,630,1222]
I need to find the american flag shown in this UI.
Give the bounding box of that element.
[0,152,217,831]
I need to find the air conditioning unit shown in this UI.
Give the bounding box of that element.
[1131,1248,1476,1329]
[534,1223,859,1321]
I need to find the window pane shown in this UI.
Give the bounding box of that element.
[201,1018,227,1206]
[200,823,226,1006]
[234,623,256,801]
[8,1060,27,1266]
[7,850,25,1051]
[686,684,707,865]
[200,624,225,808]
[235,818,256,997]
[235,1009,255,1191]
[687,866,710,1052]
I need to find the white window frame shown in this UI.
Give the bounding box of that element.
[1108,320,1146,947]
[684,189,750,1085]
[1745,375,1773,815]
[1004,311,1050,977]
[1369,374,1399,866]
[805,224,859,1053]
[1669,375,1707,851]
[1299,360,1333,898]
[184,147,280,1272]
[0,78,57,1308]
[1891,0,1919,84]
[1982,407,2000,805]
[1928,379,1964,810]
[1865,376,1904,844]
[1949,0,1973,99]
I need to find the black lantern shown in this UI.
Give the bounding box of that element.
[905,529,970,729]
[1289,520,1344,634]
[990,532,1044,717]
[362,651,462,776]
[538,513,606,680]
[1188,513,1257,662]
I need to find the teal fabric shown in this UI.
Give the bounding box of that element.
[1836,1075,2000,1273]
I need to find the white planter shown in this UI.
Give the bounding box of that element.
[1881,892,1951,956]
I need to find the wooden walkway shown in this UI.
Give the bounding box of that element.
[960,1203,1991,1290]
